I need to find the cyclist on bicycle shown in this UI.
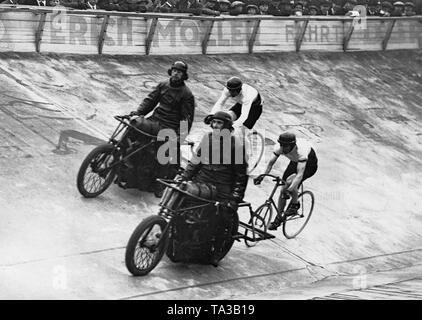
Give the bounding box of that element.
[254,131,318,230]
[180,111,248,266]
[205,77,263,136]
[128,60,196,196]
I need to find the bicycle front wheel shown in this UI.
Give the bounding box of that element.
[282,190,314,239]
[244,203,273,247]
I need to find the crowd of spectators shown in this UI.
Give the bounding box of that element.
[1,0,421,16]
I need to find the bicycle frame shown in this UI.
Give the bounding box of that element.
[258,174,285,214]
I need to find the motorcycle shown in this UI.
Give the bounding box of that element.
[76,115,181,198]
[125,179,239,276]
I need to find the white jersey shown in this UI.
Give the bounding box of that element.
[273,139,312,163]
[211,83,260,128]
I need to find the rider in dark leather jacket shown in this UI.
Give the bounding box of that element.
[135,61,195,135]
[128,61,195,196]
[180,111,248,266]
[181,111,248,205]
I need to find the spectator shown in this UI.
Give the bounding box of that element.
[367,0,380,15]
[58,0,75,7]
[332,0,346,14]
[48,0,60,5]
[22,0,47,5]
[122,0,147,11]
[300,0,309,13]
[1,0,20,4]
[404,1,416,15]
[343,0,357,13]
[134,0,148,12]
[101,0,121,10]
[391,0,405,15]
[319,0,332,14]
[292,0,304,14]
[218,0,231,14]
[266,0,280,15]
[414,0,422,14]
[204,0,219,10]
[258,0,270,13]
[274,0,294,15]
[246,3,260,13]
[379,1,393,15]
[177,0,202,14]
[72,0,86,8]
[230,0,245,14]
[84,0,98,9]
[307,4,319,13]
[158,0,179,12]
[190,0,205,15]
[202,0,221,15]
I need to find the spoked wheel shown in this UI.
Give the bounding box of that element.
[125,215,168,276]
[77,144,118,198]
[246,131,265,175]
[244,203,273,247]
[283,191,315,239]
[214,211,239,262]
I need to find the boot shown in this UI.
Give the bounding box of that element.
[285,202,300,216]
[268,212,284,231]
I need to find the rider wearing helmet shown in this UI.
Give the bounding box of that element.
[180,111,248,266]
[133,60,195,134]
[206,76,263,135]
[129,60,196,197]
[254,131,318,230]
[182,111,247,203]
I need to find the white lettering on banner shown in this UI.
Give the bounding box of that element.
[284,22,419,44]
[153,20,261,47]
[1,10,420,50]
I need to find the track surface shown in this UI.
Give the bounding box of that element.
[0,51,421,299]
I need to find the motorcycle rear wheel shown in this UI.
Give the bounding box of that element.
[214,211,239,262]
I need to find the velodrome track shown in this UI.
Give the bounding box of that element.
[0,50,421,299]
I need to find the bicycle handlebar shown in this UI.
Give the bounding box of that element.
[256,173,285,184]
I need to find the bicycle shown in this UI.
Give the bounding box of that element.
[241,173,315,246]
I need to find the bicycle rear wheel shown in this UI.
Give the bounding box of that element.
[246,131,265,175]
[282,190,314,239]
[244,203,272,247]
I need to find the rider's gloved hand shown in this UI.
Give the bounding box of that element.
[222,199,239,211]
[174,174,185,183]
[204,114,213,125]
[253,176,263,185]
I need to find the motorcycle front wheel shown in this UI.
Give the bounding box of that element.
[125,215,168,276]
[76,144,118,198]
